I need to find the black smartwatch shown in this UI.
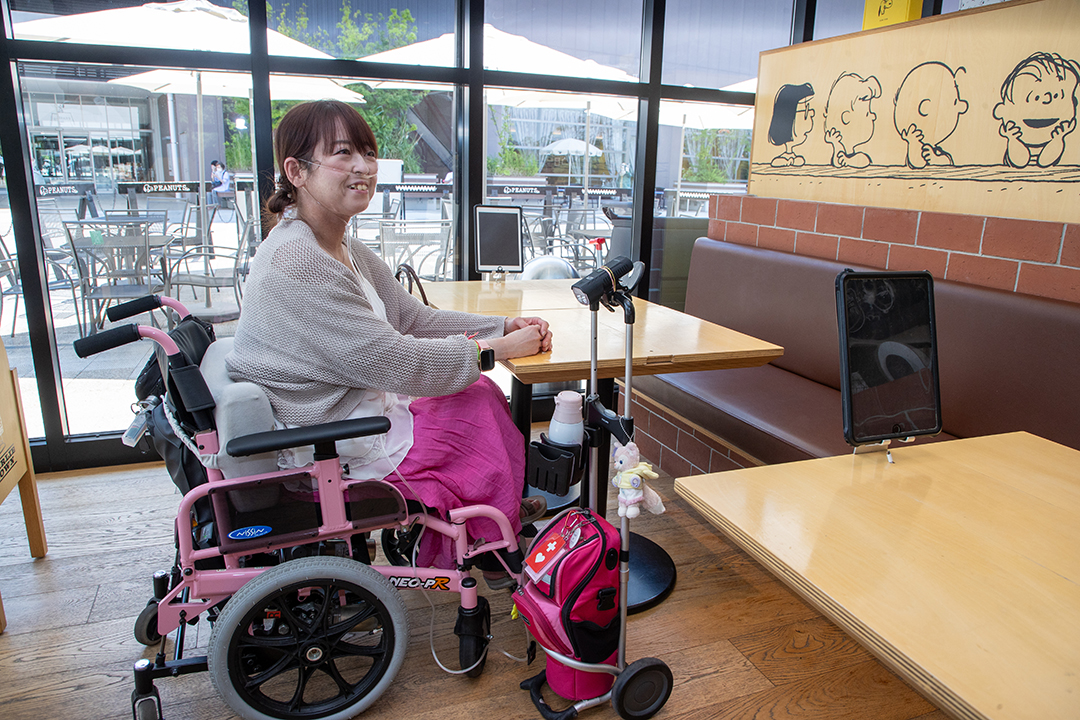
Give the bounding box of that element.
[478,340,496,371]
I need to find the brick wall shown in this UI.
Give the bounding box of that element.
[710,195,1080,304]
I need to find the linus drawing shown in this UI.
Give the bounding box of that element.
[993,51,1079,168]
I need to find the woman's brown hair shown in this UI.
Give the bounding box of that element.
[264,100,378,219]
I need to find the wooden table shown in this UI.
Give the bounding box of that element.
[674,432,1080,720]
[425,278,783,610]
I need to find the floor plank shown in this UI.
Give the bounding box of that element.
[0,452,946,720]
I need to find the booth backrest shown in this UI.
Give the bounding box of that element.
[933,280,1080,446]
[686,240,845,390]
[684,238,1080,451]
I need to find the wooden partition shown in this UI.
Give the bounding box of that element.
[750,0,1080,224]
[0,340,47,633]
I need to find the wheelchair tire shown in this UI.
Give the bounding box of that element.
[611,657,673,720]
[457,596,490,679]
[134,600,161,646]
[208,557,409,720]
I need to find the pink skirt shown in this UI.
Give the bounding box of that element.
[385,376,525,568]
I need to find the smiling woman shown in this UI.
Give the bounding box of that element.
[226,99,552,575]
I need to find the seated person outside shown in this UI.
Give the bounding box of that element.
[209,159,233,205]
[226,100,552,588]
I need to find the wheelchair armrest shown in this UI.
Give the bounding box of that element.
[225,417,391,457]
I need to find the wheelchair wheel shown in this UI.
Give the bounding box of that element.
[208,557,409,720]
[134,600,161,646]
[456,596,490,679]
[380,524,422,567]
[611,657,673,720]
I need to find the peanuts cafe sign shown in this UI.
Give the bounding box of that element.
[749,0,1080,224]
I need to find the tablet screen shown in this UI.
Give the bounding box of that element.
[474,205,523,273]
[836,270,941,445]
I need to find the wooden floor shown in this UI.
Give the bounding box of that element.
[0,449,948,720]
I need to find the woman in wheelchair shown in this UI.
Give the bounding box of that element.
[226,100,552,584]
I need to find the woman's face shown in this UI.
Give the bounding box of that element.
[296,125,378,220]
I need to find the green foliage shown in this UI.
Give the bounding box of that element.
[681,128,752,184]
[231,2,426,172]
[339,8,417,58]
[683,131,728,183]
[486,109,538,177]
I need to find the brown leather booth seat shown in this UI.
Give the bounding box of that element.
[633,239,1080,465]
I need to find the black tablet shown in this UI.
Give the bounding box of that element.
[835,269,942,446]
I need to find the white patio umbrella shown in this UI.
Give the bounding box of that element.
[364,24,638,193]
[15,0,363,252]
[110,68,365,104]
[541,138,603,157]
[659,100,755,214]
[14,0,329,56]
[362,24,639,82]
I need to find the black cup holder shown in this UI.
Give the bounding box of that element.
[526,432,587,497]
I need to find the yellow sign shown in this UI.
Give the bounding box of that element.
[864,0,923,30]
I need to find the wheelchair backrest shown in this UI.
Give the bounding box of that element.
[200,338,281,512]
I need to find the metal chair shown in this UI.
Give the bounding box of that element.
[164,216,256,310]
[65,216,166,332]
[378,219,453,280]
[0,240,83,338]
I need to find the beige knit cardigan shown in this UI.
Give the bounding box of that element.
[226,218,505,426]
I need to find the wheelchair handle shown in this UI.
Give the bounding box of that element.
[74,324,181,358]
[106,295,192,322]
[73,324,142,358]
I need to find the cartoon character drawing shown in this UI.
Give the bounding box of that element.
[824,72,882,168]
[768,83,816,167]
[894,62,969,168]
[993,51,1080,168]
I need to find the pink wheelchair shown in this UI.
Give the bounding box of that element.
[75,296,527,720]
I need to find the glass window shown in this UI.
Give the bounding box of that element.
[814,0,867,41]
[650,100,752,311]
[486,0,642,81]
[662,0,793,88]
[16,60,253,436]
[484,88,639,274]
[266,1,454,62]
[10,0,250,53]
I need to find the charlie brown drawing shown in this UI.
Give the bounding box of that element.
[824,72,882,168]
[993,51,1079,168]
[894,62,969,168]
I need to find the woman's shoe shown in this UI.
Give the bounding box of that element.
[482,570,516,591]
[519,496,547,525]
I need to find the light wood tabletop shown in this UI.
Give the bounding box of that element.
[674,432,1080,720]
[422,278,583,315]
[423,280,784,385]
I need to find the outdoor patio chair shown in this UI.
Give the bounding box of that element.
[164,215,255,311]
[378,218,453,280]
[0,240,83,338]
[65,216,166,332]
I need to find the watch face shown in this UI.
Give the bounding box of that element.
[480,347,496,371]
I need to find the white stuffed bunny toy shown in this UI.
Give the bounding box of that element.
[611,442,665,518]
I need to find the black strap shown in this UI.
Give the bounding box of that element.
[395,263,429,306]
